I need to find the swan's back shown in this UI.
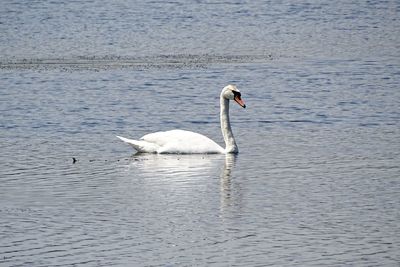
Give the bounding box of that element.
[141,130,225,154]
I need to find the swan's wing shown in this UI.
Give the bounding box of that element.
[141,129,225,154]
[116,136,159,153]
[140,131,178,146]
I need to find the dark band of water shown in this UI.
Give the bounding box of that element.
[0,54,273,71]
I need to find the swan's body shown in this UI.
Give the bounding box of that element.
[117,85,246,154]
[117,129,225,154]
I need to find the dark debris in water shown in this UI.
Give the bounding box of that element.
[72,157,132,164]
[0,54,274,71]
[71,155,210,164]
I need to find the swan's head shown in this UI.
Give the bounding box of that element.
[221,84,246,108]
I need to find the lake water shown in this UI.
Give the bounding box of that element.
[1,1,399,266]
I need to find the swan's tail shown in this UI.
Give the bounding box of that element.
[116,136,158,153]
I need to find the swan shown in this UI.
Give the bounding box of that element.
[117,84,246,154]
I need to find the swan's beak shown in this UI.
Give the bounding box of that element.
[234,96,246,108]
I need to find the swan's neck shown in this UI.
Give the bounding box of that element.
[220,97,238,153]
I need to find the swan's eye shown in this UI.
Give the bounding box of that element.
[232,91,241,98]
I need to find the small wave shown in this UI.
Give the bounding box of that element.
[258,119,333,125]
[187,120,216,124]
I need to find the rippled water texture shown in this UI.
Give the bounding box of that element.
[1,1,400,266]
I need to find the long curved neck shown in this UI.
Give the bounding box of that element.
[220,96,238,153]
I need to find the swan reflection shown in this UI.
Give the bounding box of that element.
[220,153,237,210]
[128,154,223,178]
[126,153,236,185]
[124,153,238,210]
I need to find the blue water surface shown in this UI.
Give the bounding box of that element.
[1,1,399,266]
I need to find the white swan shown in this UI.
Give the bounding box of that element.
[117,84,246,154]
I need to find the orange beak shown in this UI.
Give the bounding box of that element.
[234,95,246,108]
